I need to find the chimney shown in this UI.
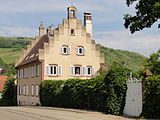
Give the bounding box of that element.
[39,21,45,37]
[84,13,93,37]
[46,26,51,34]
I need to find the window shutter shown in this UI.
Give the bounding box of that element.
[76,47,79,54]
[82,66,86,76]
[58,65,62,76]
[92,67,95,76]
[84,47,86,55]
[46,64,50,75]
[70,65,74,76]
[68,46,71,54]
[60,46,63,54]
[20,86,22,95]
[36,85,39,96]
[31,85,34,96]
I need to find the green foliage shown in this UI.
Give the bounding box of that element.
[0,36,32,49]
[0,58,16,76]
[124,0,160,33]
[145,49,160,75]
[0,77,17,106]
[98,44,146,72]
[40,65,129,115]
[142,75,160,118]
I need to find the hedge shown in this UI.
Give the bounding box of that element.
[40,66,129,115]
[142,75,160,119]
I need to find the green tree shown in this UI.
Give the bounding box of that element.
[1,77,17,106]
[145,49,160,75]
[124,0,160,33]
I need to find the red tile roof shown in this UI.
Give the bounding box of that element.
[0,76,8,91]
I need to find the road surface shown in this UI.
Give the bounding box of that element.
[0,106,136,120]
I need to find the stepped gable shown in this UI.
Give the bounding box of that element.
[17,35,49,67]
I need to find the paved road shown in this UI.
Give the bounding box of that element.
[0,106,135,120]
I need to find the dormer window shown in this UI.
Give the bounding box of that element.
[76,46,86,56]
[71,29,75,36]
[60,45,71,55]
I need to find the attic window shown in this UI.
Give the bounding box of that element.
[71,29,75,36]
[30,54,35,58]
[26,56,29,60]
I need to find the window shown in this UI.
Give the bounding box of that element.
[61,46,71,55]
[26,86,29,95]
[70,65,81,76]
[23,86,26,95]
[76,47,86,55]
[36,85,39,96]
[86,67,92,76]
[71,29,75,36]
[70,10,75,17]
[31,85,34,96]
[70,65,95,76]
[46,64,62,76]
[31,66,34,77]
[18,86,22,95]
[36,65,40,76]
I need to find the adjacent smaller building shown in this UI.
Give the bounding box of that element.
[0,76,8,98]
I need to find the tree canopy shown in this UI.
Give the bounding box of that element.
[145,49,160,75]
[124,0,160,33]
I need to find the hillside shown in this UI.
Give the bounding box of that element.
[0,36,34,64]
[0,36,146,72]
[98,45,146,72]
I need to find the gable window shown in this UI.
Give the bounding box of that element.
[76,46,86,56]
[46,64,62,76]
[60,46,71,55]
[71,29,75,36]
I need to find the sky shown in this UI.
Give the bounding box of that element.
[0,0,160,57]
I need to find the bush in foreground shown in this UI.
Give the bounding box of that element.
[40,66,129,115]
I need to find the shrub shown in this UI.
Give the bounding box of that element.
[142,75,160,118]
[40,65,129,115]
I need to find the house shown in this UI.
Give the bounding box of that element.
[0,76,8,99]
[15,6,105,106]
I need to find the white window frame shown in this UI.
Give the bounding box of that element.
[71,66,82,76]
[46,64,62,76]
[86,66,92,76]
[50,65,58,76]
[76,47,86,56]
[61,46,71,55]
